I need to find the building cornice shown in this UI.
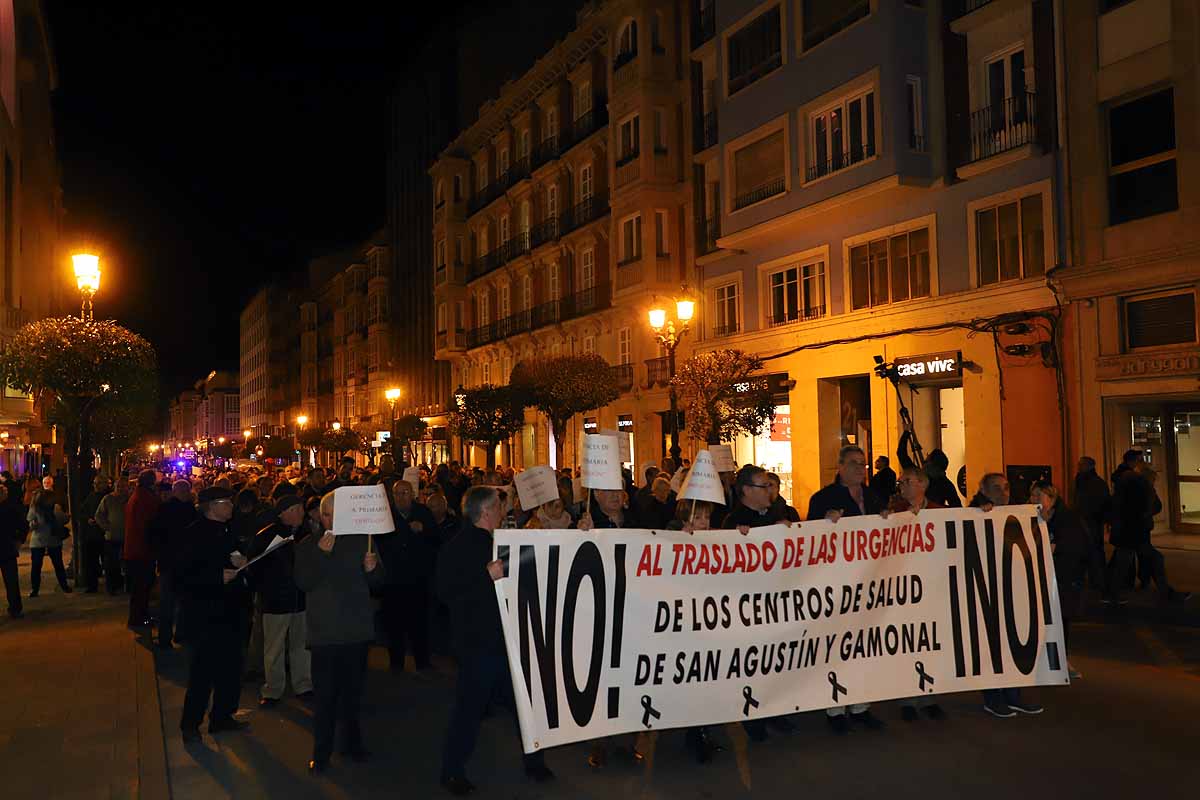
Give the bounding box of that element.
[1055,241,1200,299]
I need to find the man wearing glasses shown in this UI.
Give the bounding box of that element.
[806,445,887,735]
[176,486,252,743]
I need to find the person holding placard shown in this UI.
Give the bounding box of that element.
[436,485,554,795]
[249,494,313,708]
[176,487,252,743]
[377,479,438,674]
[294,490,386,774]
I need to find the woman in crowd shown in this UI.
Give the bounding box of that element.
[1031,481,1088,679]
[26,488,71,596]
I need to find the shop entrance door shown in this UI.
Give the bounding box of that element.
[1168,406,1200,534]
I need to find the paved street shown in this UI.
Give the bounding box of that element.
[3,545,1199,800]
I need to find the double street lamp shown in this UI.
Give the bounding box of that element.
[648,292,695,465]
[72,253,101,321]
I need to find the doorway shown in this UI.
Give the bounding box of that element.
[1168,406,1200,534]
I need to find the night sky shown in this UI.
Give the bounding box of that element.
[45,2,464,396]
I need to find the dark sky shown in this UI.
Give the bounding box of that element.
[45,2,464,396]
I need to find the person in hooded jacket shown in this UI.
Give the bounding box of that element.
[0,484,28,617]
[150,481,198,649]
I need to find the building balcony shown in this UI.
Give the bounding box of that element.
[468,249,503,280]
[733,176,786,210]
[564,192,610,234]
[728,51,781,96]
[806,144,876,182]
[613,47,637,73]
[465,282,612,350]
[496,232,532,266]
[531,216,561,249]
[615,151,641,188]
[434,259,468,287]
[644,356,671,388]
[966,92,1037,165]
[711,321,740,337]
[611,363,635,392]
[694,111,717,153]
[950,0,999,20]
[436,329,467,352]
[569,106,608,151]
[693,4,715,49]
[768,306,826,328]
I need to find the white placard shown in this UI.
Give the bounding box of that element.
[331,484,395,536]
[572,476,586,504]
[401,466,421,489]
[710,444,736,473]
[581,433,624,490]
[515,465,561,510]
[677,450,727,505]
[668,468,685,494]
[600,429,632,463]
[495,507,1069,753]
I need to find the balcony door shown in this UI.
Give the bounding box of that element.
[985,46,1026,132]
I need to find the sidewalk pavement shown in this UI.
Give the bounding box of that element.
[0,547,169,800]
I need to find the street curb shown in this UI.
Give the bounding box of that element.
[135,639,172,799]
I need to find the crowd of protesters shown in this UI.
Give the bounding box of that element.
[0,442,1190,794]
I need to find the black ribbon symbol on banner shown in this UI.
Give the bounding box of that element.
[915,661,935,693]
[741,686,760,717]
[828,671,847,702]
[640,695,661,729]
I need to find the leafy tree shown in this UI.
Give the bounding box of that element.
[297,427,325,450]
[324,427,365,459]
[509,354,619,466]
[0,317,157,586]
[449,384,525,469]
[394,414,428,465]
[673,349,776,444]
[209,440,235,460]
[353,425,378,467]
[255,435,296,463]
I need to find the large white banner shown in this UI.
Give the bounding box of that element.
[493,507,1069,753]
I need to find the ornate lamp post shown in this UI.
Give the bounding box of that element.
[72,253,101,321]
[385,387,401,462]
[296,415,309,467]
[648,292,695,464]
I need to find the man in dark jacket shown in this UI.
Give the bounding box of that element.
[377,479,438,674]
[151,481,197,649]
[0,484,27,618]
[176,487,251,741]
[124,470,162,629]
[872,456,897,504]
[250,494,313,707]
[897,433,961,507]
[80,475,111,593]
[807,446,886,733]
[294,490,386,773]
[436,485,553,795]
[1072,456,1110,593]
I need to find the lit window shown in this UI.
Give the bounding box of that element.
[809,89,875,180]
[768,261,826,325]
[975,196,1043,286]
[850,227,931,308]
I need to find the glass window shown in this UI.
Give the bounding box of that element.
[714,283,739,335]
[654,108,667,151]
[548,263,560,300]
[809,90,875,179]
[802,0,869,51]
[621,215,643,261]
[849,227,932,309]
[728,5,782,95]
[580,164,594,200]
[581,249,596,289]
[975,195,1043,286]
[655,210,668,255]
[906,76,924,151]
[733,129,786,209]
[618,327,632,365]
[522,275,533,310]
[1125,292,1197,350]
[1109,88,1178,225]
[575,82,592,120]
[768,261,826,325]
[619,115,641,161]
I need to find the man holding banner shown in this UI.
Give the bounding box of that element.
[294,487,389,773]
[436,485,554,796]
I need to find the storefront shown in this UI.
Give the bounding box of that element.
[730,373,795,503]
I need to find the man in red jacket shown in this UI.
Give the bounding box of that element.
[124,469,162,629]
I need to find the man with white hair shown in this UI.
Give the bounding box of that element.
[437,485,553,795]
[294,490,385,774]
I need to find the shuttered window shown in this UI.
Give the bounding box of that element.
[1126,292,1197,350]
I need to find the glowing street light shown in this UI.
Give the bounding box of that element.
[331,421,342,431]
[72,253,101,321]
[647,289,696,464]
[243,429,252,439]
[297,415,309,428]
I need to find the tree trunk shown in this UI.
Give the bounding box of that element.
[486,441,497,470]
[552,419,566,470]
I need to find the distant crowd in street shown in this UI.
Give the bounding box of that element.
[0,441,1190,795]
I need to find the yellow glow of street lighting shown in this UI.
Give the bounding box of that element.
[676,299,695,322]
[648,307,667,330]
[218,436,225,444]
[297,415,309,427]
[331,421,342,431]
[72,253,101,293]
[385,387,401,403]
[243,429,252,439]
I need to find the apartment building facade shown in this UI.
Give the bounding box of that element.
[1057,0,1200,534]
[432,0,698,473]
[0,0,66,476]
[688,0,1065,508]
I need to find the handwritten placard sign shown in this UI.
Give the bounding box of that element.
[678,450,727,505]
[515,465,561,510]
[581,433,624,490]
[600,429,632,462]
[331,484,395,536]
[710,444,736,473]
[401,466,421,489]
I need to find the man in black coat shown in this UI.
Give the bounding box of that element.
[807,445,887,733]
[80,475,111,593]
[1072,456,1110,592]
[250,494,313,707]
[872,456,897,504]
[377,479,438,673]
[151,481,198,649]
[436,485,553,795]
[176,487,252,742]
[0,484,27,618]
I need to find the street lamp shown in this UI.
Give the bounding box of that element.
[331,420,342,431]
[385,387,401,462]
[72,253,101,321]
[296,415,310,468]
[648,291,695,464]
[243,429,252,440]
